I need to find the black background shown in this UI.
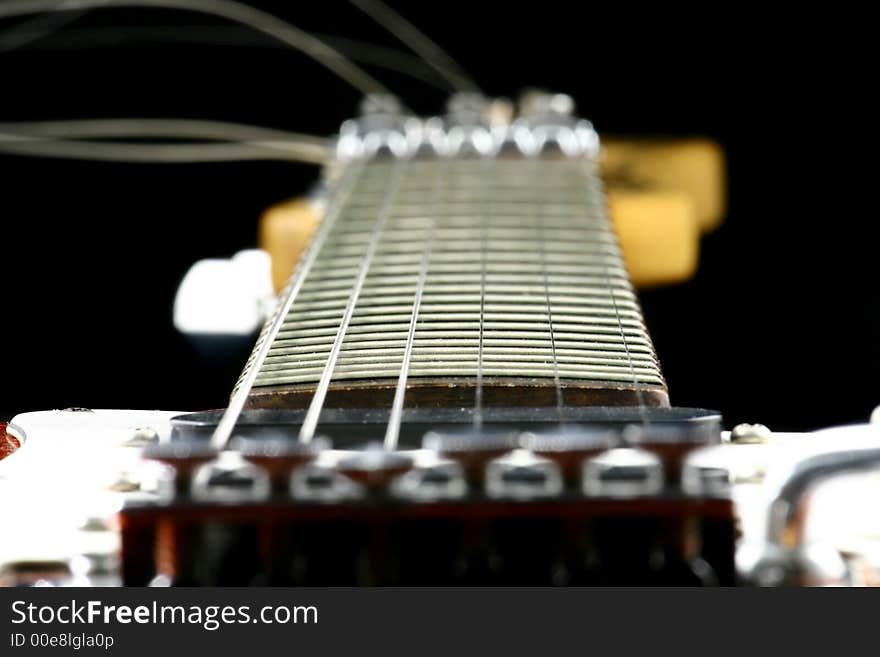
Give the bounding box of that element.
[0,2,875,430]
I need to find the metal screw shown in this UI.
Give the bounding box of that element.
[729,423,772,444]
[78,516,111,532]
[122,427,159,447]
[105,472,140,493]
[359,93,401,116]
[518,90,575,119]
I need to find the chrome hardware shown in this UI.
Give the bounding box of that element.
[433,92,497,156]
[518,90,576,119]
[423,429,520,482]
[512,91,598,157]
[336,91,599,161]
[360,94,404,116]
[728,423,771,444]
[737,424,880,585]
[484,449,563,500]
[766,438,880,549]
[583,448,664,497]
[236,436,328,493]
[122,426,159,447]
[191,458,271,503]
[520,427,616,482]
[334,447,414,490]
[336,93,419,160]
[105,471,141,493]
[290,464,364,502]
[681,463,730,496]
[143,440,219,499]
[0,560,73,587]
[390,456,467,501]
[741,542,850,587]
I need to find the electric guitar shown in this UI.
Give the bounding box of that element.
[3,92,879,587]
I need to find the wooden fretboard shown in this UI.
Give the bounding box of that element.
[235,153,667,411]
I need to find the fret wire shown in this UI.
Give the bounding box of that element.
[286,290,640,307]
[262,354,658,369]
[256,369,665,385]
[298,159,405,444]
[290,272,634,291]
[266,332,656,350]
[212,162,365,450]
[267,340,651,356]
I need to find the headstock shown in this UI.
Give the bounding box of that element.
[259,93,726,292]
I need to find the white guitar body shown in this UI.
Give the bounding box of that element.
[0,410,183,585]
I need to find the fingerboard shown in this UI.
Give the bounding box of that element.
[236,154,667,410]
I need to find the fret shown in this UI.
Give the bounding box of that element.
[272,325,655,343]
[254,368,664,386]
[235,155,666,407]
[264,341,658,358]
[291,289,637,305]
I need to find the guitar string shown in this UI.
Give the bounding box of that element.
[0,119,330,164]
[299,158,406,444]
[472,157,494,429]
[210,161,366,450]
[0,0,392,96]
[383,159,446,450]
[533,157,566,423]
[348,0,480,93]
[583,156,649,423]
[0,4,85,53]
[3,23,453,89]
[0,134,330,164]
[0,118,332,144]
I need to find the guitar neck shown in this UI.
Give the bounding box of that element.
[237,144,666,414]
